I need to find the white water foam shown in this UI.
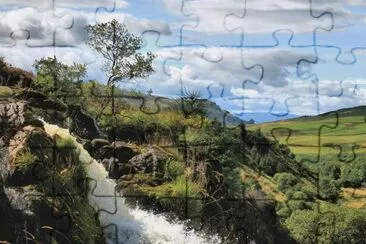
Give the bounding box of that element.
[42,121,220,244]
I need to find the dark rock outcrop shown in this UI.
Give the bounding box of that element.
[15,90,67,112]
[68,105,104,140]
[0,60,35,88]
[128,147,166,175]
[2,126,53,187]
[98,141,139,179]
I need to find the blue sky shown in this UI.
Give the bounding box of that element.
[1,0,366,123]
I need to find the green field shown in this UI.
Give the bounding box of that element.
[248,107,366,161]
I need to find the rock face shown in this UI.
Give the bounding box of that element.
[96,141,139,179]
[2,126,53,187]
[0,60,35,88]
[128,147,166,175]
[92,139,167,180]
[13,90,68,127]
[0,116,104,243]
[68,105,104,140]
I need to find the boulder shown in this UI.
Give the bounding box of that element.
[3,126,54,187]
[100,141,138,162]
[68,105,104,140]
[102,157,135,179]
[128,147,166,175]
[15,90,68,112]
[91,138,110,149]
[88,138,109,158]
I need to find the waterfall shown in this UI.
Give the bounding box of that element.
[41,121,220,244]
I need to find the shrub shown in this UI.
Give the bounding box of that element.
[285,207,366,244]
[55,136,75,149]
[0,86,13,97]
[341,161,366,188]
[318,177,341,201]
[164,158,184,180]
[273,172,298,192]
[276,204,292,218]
[0,58,34,87]
[14,149,37,169]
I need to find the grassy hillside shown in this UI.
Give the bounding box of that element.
[117,92,246,126]
[248,106,366,159]
[248,107,366,210]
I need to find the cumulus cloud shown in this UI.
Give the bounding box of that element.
[156,46,315,88]
[162,0,354,35]
[0,5,171,51]
[95,12,171,35]
[0,0,129,10]
[0,8,87,47]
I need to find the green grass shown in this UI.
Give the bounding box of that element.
[248,109,366,157]
[0,86,13,97]
[14,149,37,169]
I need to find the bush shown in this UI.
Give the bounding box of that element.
[150,175,204,219]
[341,161,366,188]
[273,172,298,192]
[14,149,37,169]
[33,56,86,101]
[0,58,34,87]
[285,207,366,244]
[164,158,184,180]
[0,86,13,97]
[318,177,341,201]
[276,204,292,218]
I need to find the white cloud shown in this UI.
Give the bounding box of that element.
[156,46,315,88]
[0,6,171,54]
[0,0,129,10]
[162,0,353,35]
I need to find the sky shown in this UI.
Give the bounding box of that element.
[0,0,366,123]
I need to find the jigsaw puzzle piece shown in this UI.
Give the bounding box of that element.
[225,42,319,118]
[7,4,75,48]
[314,1,366,63]
[298,46,366,113]
[224,0,334,47]
[163,46,263,103]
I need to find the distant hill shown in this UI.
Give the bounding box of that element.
[248,105,366,157]
[121,95,249,126]
[239,112,299,123]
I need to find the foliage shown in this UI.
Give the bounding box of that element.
[318,177,341,202]
[341,160,366,187]
[141,175,204,219]
[14,149,37,169]
[273,172,298,192]
[33,56,86,101]
[164,158,185,181]
[178,89,207,118]
[86,19,156,86]
[285,207,366,244]
[0,86,14,97]
[0,57,34,87]
[186,121,246,198]
[36,135,103,243]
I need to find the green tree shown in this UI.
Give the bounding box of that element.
[341,161,366,187]
[33,56,86,100]
[273,172,298,192]
[286,208,366,244]
[318,177,341,201]
[85,19,156,86]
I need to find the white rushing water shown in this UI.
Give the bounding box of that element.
[42,121,220,244]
